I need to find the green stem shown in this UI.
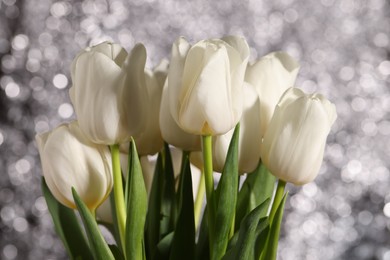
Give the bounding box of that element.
[194,169,205,229]
[269,179,286,224]
[110,144,126,250]
[202,135,215,257]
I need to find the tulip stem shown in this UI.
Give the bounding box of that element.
[202,135,215,256]
[194,169,205,229]
[110,144,126,250]
[269,179,286,224]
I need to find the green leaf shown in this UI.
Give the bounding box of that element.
[227,218,269,259]
[213,124,240,260]
[146,152,164,259]
[42,178,93,260]
[155,232,174,260]
[195,208,209,260]
[260,193,288,260]
[235,162,275,231]
[125,139,148,260]
[169,152,195,260]
[160,143,177,237]
[71,188,114,260]
[109,244,125,260]
[226,230,239,251]
[254,225,270,260]
[223,198,270,260]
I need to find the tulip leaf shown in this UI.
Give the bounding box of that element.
[195,207,209,260]
[227,217,268,258]
[71,188,114,260]
[222,198,270,260]
[235,162,275,231]
[155,231,174,259]
[146,152,164,259]
[260,193,288,260]
[160,143,177,237]
[109,244,125,260]
[169,152,195,260]
[42,178,93,260]
[125,139,148,260]
[254,224,270,260]
[213,124,240,260]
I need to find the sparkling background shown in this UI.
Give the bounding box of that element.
[1,0,390,259]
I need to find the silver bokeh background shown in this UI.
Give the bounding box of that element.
[1,0,390,259]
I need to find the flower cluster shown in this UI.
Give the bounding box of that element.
[36,36,336,260]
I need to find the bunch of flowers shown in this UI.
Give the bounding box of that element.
[36,36,336,260]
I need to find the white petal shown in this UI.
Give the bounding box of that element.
[168,37,191,123]
[159,81,201,151]
[121,43,149,138]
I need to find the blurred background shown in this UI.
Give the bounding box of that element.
[1,0,390,259]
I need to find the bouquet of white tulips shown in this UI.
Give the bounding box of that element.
[36,36,336,260]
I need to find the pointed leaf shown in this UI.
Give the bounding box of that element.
[235,162,275,231]
[109,244,125,260]
[223,198,270,260]
[169,153,195,260]
[155,231,174,260]
[260,193,288,260]
[125,139,148,260]
[195,208,209,260]
[146,152,164,259]
[160,143,177,237]
[213,124,240,260]
[42,178,93,260]
[72,188,114,260]
[254,225,270,260]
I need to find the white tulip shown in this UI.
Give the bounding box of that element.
[261,88,337,185]
[190,82,262,174]
[134,60,169,156]
[36,121,113,210]
[245,52,299,138]
[69,42,148,145]
[168,36,249,135]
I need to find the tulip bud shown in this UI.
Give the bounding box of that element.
[69,42,148,145]
[245,52,299,138]
[36,121,113,210]
[261,88,337,185]
[168,36,250,135]
[134,60,169,156]
[190,82,262,174]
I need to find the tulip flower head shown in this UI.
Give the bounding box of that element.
[261,87,337,185]
[245,52,300,138]
[36,121,113,210]
[168,36,250,136]
[69,42,148,145]
[190,82,262,174]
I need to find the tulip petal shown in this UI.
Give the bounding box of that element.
[168,37,191,123]
[180,45,234,135]
[91,42,128,66]
[122,43,149,137]
[37,122,113,210]
[261,88,336,185]
[221,35,250,62]
[245,52,300,137]
[160,81,201,151]
[71,51,125,144]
